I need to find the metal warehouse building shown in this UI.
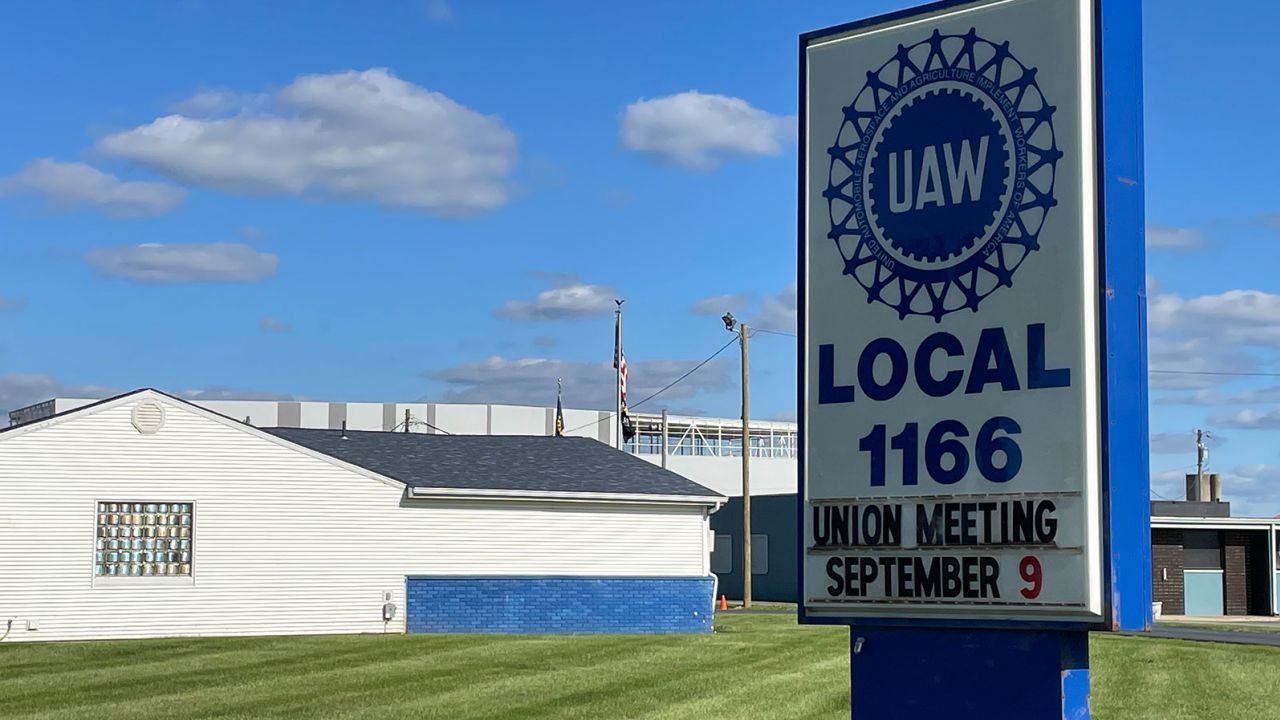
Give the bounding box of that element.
[12,396,801,499]
[0,390,725,642]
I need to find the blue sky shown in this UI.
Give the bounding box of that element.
[0,0,1277,514]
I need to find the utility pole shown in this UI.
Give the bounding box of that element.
[661,409,669,469]
[739,321,752,609]
[404,408,410,433]
[1195,429,1209,491]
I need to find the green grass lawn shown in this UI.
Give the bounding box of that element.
[0,614,1276,720]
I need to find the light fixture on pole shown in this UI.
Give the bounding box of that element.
[721,309,751,609]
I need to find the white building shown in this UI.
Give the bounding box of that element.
[10,397,800,498]
[0,390,724,642]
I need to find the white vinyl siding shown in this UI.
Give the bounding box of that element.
[0,395,710,643]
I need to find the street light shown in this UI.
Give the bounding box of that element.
[721,310,751,609]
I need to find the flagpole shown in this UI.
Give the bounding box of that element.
[614,300,623,449]
[555,377,564,437]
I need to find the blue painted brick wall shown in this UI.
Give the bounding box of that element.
[405,576,714,634]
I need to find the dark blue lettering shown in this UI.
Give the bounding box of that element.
[819,344,855,404]
[1027,323,1071,389]
[965,327,1020,394]
[915,331,964,397]
[858,338,909,401]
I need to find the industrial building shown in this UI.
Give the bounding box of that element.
[10,396,800,498]
[12,395,1276,619]
[1149,474,1279,617]
[0,390,725,642]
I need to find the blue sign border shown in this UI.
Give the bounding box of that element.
[796,0,1151,633]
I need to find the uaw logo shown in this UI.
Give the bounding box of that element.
[824,29,1060,321]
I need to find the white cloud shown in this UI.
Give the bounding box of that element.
[85,242,278,284]
[0,159,186,218]
[602,187,634,208]
[753,281,797,334]
[1209,408,1280,430]
[425,0,453,22]
[1149,431,1224,455]
[1150,289,1280,347]
[1149,469,1188,502]
[427,355,731,409]
[1147,287,1280,391]
[1146,224,1203,251]
[1154,384,1280,407]
[259,316,291,333]
[1220,465,1280,517]
[496,274,618,321]
[687,283,796,334]
[689,293,753,317]
[1147,336,1259,390]
[0,374,115,415]
[178,386,298,402]
[619,91,793,171]
[97,68,517,217]
[169,89,267,118]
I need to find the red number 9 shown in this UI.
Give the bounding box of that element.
[1019,555,1042,599]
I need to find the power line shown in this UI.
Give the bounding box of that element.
[560,336,739,436]
[1149,369,1280,378]
[751,327,797,339]
[629,336,740,410]
[391,414,452,435]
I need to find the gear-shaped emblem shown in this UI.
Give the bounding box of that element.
[824,28,1061,322]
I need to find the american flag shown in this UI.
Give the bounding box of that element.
[614,308,635,442]
[618,352,628,405]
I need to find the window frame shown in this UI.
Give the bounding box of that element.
[91,499,197,588]
[751,533,769,575]
[711,534,733,574]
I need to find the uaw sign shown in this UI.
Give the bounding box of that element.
[801,0,1114,625]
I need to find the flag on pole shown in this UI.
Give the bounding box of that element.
[555,378,565,437]
[619,352,628,405]
[614,307,636,443]
[613,312,622,370]
[619,352,635,441]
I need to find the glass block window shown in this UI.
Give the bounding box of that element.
[95,502,193,577]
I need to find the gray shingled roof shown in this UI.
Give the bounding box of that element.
[264,428,722,499]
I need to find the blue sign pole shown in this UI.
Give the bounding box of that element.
[797,0,1149,717]
[1096,0,1153,636]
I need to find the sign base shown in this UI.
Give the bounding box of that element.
[849,628,1089,719]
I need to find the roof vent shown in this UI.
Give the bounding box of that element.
[131,401,166,435]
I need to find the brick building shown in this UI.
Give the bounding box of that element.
[1150,500,1279,617]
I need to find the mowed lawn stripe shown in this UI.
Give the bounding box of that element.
[0,636,478,714]
[1,615,1277,720]
[1091,635,1280,720]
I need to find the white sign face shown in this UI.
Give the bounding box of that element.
[802,0,1104,623]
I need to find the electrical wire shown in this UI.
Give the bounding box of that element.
[628,336,740,411]
[559,336,740,436]
[750,327,797,338]
[1149,369,1280,378]
[390,415,453,435]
